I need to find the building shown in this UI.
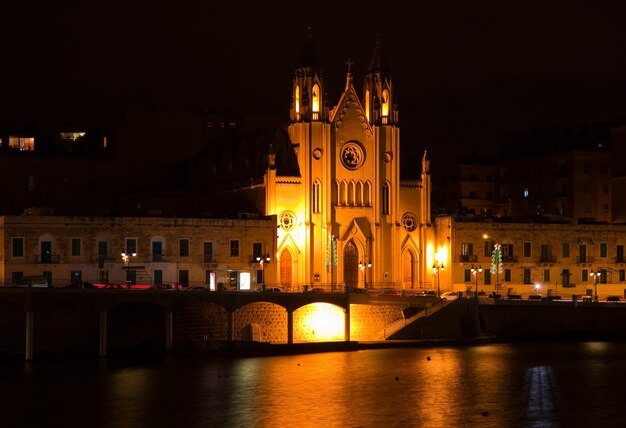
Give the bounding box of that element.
[438,216,626,299]
[212,34,436,292]
[0,215,277,290]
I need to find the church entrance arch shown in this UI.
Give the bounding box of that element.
[280,249,292,291]
[344,241,359,290]
[402,249,415,289]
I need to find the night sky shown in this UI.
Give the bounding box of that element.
[3,0,626,167]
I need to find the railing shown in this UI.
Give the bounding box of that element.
[576,256,596,264]
[502,255,517,263]
[536,256,557,264]
[36,254,61,264]
[615,256,625,264]
[457,255,478,262]
[152,254,167,262]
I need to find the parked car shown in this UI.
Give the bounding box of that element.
[308,287,325,293]
[10,276,48,288]
[418,290,438,297]
[606,295,621,302]
[441,291,458,301]
[265,287,284,292]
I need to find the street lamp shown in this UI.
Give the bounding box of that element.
[471,265,482,298]
[121,249,137,289]
[359,260,372,289]
[256,254,271,291]
[432,263,444,298]
[590,270,601,302]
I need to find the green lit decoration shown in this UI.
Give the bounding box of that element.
[491,243,503,274]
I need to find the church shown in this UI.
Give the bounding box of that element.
[254,33,436,292]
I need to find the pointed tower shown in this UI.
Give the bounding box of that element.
[290,28,326,123]
[363,35,396,126]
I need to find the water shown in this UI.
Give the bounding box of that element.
[2,341,626,427]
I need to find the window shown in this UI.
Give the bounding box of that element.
[98,241,108,256]
[562,269,570,286]
[600,269,608,284]
[504,269,511,282]
[125,238,137,254]
[502,244,514,261]
[312,84,320,113]
[365,89,370,121]
[12,237,24,257]
[484,270,491,285]
[126,270,136,284]
[42,271,52,287]
[600,243,607,258]
[540,244,549,262]
[230,240,240,257]
[582,269,588,282]
[312,180,321,213]
[253,243,263,261]
[179,239,190,257]
[618,245,624,263]
[204,242,213,263]
[71,238,81,256]
[382,182,390,215]
[295,85,300,114]
[381,89,389,117]
[9,136,35,151]
[523,269,531,284]
[523,242,531,258]
[543,269,550,282]
[484,240,494,257]
[461,243,473,256]
[464,269,472,282]
[579,245,587,263]
[563,242,570,258]
[620,270,625,282]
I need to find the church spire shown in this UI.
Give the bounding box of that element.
[363,34,396,125]
[291,27,325,123]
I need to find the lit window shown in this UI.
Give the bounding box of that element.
[312,84,320,113]
[295,85,300,113]
[523,188,529,198]
[9,136,35,151]
[381,89,389,117]
[365,89,370,121]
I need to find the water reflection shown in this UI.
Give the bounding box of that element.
[4,342,626,427]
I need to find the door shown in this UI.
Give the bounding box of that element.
[280,249,292,290]
[402,250,414,289]
[344,241,359,290]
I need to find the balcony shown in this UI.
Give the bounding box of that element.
[457,255,478,263]
[575,256,596,264]
[502,255,517,263]
[203,255,216,263]
[36,254,60,264]
[152,254,167,262]
[536,256,557,264]
[615,256,626,264]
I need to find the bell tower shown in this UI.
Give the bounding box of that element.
[290,28,326,124]
[362,35,396,126]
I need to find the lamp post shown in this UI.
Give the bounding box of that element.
[359,260,372,289]
[471,265,482,299]
[590,269,601,302]
[432,263,444,298]
[121,249,136,289]
[256,254,271,292]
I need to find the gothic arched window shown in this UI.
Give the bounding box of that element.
[295,85,300,114]
[381,89,389,117]
[365,89,370,122]
[382,181,390,215]
[312,179,321,213]
[312,84,320,113]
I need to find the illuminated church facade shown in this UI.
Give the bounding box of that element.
[262,35,436,291]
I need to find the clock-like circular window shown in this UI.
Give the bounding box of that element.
[340,141,365,170]
[279,211,296,231]
[402,212,417,232]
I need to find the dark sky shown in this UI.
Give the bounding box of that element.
[3,0,626,167]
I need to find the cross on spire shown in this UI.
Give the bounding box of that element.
[345,58,355,75]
